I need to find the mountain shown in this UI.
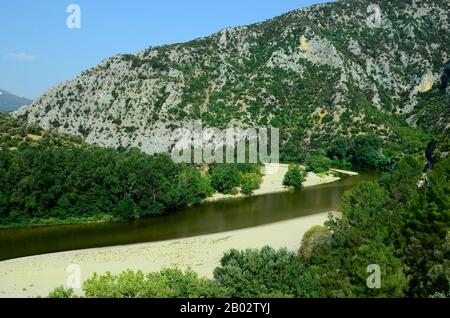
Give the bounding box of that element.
[0,89,32,113]
[13,0,450,158]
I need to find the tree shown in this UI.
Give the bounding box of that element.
[402,157,450,297]
[240,172,262,196]
[305,154,332,173]
[381,155,423,203]
[283,164,306,190]
[350,133,384,168]
[340,181,389,227]
[303,180,407,297]
[81,269,229,298]
[298,226,331,263]
[0,144,215,226]
[328,136,349,160]
[114,196,137,221]
[213,246,320,298]
[166,166,213,208]
[210,165,241,194]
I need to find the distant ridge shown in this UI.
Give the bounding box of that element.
[0,89,32,113]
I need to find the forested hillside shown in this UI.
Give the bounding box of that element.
[0,114,268,227]
[0,114,213,226]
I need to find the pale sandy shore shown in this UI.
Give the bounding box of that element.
[331,168,359,176]
[206,163,344,202]
[0,212,337,298]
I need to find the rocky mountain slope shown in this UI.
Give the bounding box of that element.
[13,0,450,156]
[0,89,32,113]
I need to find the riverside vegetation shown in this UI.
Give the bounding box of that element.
[0,113,268,227]
[1,0,449,298]
[3,0,449,227]
[49,154,450,298]
[0,111,437,228]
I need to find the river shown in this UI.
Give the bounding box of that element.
[0,171,378,261]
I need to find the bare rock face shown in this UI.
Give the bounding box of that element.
[14,0,450,154]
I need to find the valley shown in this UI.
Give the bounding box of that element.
[0,0,449,300]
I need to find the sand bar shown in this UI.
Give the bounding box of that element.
[0,212,337,298]
[206,163,341,202]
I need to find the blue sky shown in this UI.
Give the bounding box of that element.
[1,0,331,99]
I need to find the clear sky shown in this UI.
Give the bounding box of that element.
[1,0,332,99]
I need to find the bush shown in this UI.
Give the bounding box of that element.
[213,246,320,298]
[48,286,75,298]
[350,133,385,168]
[283,164,306,190]
[82,269,230,298]
[305,154,332,173]
[240,172,262,196]
[210,165,241,194]
[298,226,331,263]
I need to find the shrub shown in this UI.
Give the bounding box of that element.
[305,155,332,173]
[82,269,230,298]
[48,286,75,298]
[210,165,241,194]
[350,133,384,168]
[240,172,262,196]
[298,226,331,263]
[213,246,320,298]
[283,164,306,190]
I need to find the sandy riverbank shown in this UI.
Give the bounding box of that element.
[0,212,338,298]
[206,163,347,202]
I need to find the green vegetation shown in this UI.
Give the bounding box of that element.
[0,148,213,226]
[349,133,384,168]
[305,154,332,173]
[0,113,86,150]
[298,226,331,263]
[240,172,262,196]
[213,246,319,298]
[209,163,262,195]
[48,286,75,299]
[0,114,267,227]
[300,155,449,298]
[49,155,450,298]
[83,269,229,298]
[283,164,306,190]
[51,269,229,298]
[210,165,241,194]
[0,114,215,227]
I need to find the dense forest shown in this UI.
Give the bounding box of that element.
[0,114,267,226]
[50,154,450,298]
[0,110,433,227]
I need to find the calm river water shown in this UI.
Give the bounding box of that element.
[0,171,378,261]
